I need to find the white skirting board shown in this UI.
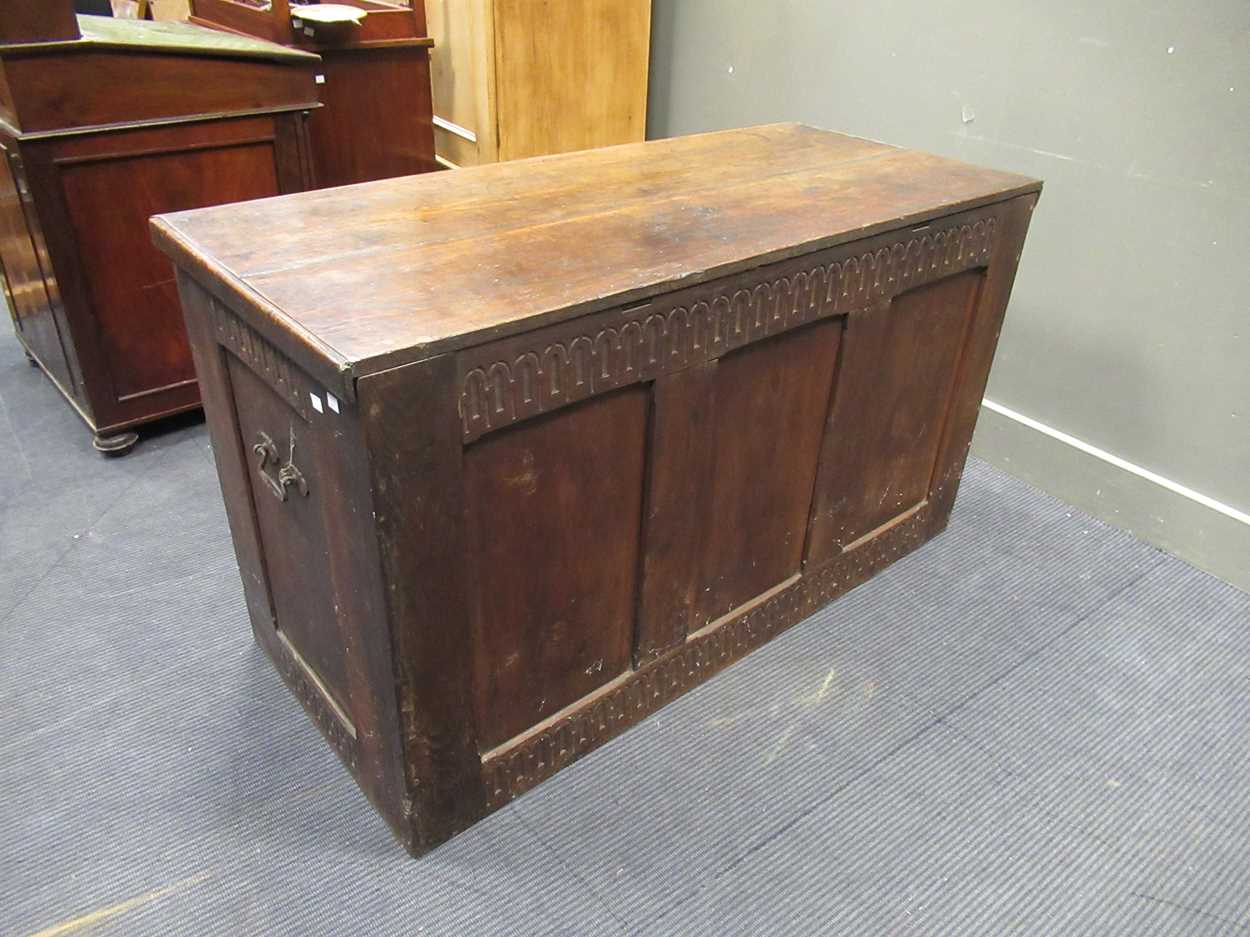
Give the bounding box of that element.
[972,400,1250,593]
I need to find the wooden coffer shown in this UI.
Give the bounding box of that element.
[152,124,1041,855]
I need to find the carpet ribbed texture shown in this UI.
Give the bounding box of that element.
[1,323,1247,937]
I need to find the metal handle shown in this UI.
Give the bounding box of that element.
[252,429,309,502]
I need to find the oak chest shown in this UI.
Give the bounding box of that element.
[152,124,1041,855]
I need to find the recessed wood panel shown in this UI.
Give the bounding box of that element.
[635,362,717,663]
[695,320,842,624]
[226,353,354,719]
[807,270,983,563]
[464,386,649,750]
[59,142,280,409]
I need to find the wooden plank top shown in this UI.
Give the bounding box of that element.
[152,123,1041,389]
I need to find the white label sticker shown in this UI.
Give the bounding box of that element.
[304,26,315,37]
[326,393,340,414]
[292,17,302,27]
[309,392,324,414]
[315,74,326,85]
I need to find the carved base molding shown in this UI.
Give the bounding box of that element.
[480,500,943,809]
[265,627,361,772]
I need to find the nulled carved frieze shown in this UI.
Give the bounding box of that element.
[210,298,313,421]
[272,639,359,772]
[458,218,996,442]
[480,504,934,809]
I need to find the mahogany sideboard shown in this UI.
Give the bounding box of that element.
[152,124,1042,855]
[0,7,318,452]
[189,0,437,186]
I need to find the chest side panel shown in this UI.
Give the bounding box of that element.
[225,354,354,719]
[176,276,410,842]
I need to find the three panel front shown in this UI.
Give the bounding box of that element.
[460,208,1003,754]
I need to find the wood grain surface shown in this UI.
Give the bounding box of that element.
[152,124,1040,382]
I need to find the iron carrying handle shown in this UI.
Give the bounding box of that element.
[252,429,309,502]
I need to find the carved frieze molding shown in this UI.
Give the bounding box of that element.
[458,218,996,442]
[479,503,936,809]
[271,635,360,772]
[209,297,314,421]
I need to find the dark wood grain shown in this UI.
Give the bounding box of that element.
[0,145,74,394]
[191,0,428,48]
[465,388,649,749]
[227,354,355,706]
[177,272,412,842]
[155,126,889,278]
[635,363,716,664]
[156,126,1042,855]
[697,321,841,623]
[926,197,1039,521]
[58,132,280,405]
[806,271,980,563]
[307,46,436,186]
[357,355,489,851]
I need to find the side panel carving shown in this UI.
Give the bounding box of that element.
[209,296,314,421]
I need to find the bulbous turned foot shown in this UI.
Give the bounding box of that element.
[92,430,139,456]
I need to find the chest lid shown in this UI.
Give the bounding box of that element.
[151,123,1041,398]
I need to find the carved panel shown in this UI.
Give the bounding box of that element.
[271,634,360,772]
[209,296,314,421]
[480,501,937,809]
[458,217,996,442]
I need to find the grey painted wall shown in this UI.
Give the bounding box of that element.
[647,0,1250,589]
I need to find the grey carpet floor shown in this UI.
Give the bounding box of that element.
[1,321,1248,937]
